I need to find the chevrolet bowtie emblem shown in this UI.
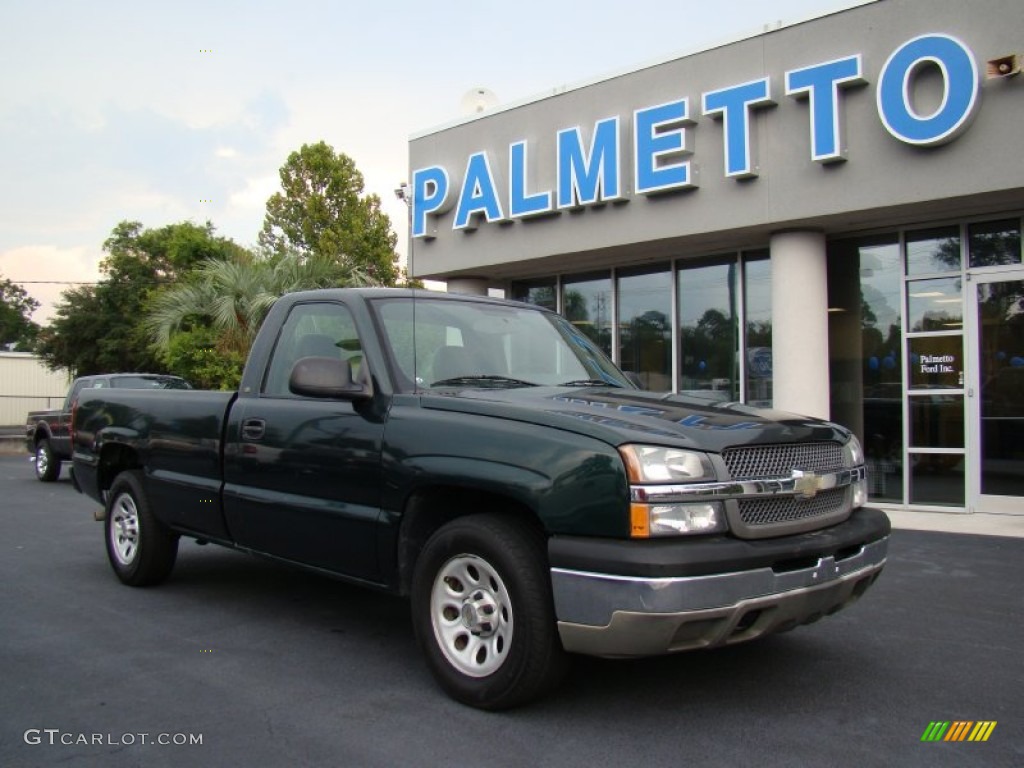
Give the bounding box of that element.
[792,469,821,499]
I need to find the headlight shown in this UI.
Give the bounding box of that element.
[842,434,865,467]
[841,435,867,509]
[620,445,723,537]
[630,501,727,538]
[619,444,714,483]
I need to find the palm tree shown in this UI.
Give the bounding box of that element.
[146,250,372,361]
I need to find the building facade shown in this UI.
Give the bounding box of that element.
[407,0,1023,514]
[0,353,70,427]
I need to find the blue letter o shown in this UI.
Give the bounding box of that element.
[877,34,979,146]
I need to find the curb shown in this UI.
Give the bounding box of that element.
[0,436,26,456]
[884,507,1024,539]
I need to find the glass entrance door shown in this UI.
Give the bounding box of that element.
[968,270,1024,514]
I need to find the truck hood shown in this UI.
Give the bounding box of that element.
[418,386,850,453]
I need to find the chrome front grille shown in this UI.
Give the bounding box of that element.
[722,442,850,538]
[738,488,848,527]
[722,442,844,479]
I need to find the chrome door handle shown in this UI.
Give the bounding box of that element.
[241,418,266,441]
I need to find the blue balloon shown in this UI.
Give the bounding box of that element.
[996,350,1007,361]
[883,355,896,370]
[1011,356,1024,368]
[698,360,706,372]
[868,356,879,371]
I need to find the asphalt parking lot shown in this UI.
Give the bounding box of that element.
[1,454,1021,768]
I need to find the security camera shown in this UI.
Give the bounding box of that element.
[986,54,1020,78]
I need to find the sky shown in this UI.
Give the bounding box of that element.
[1,0,864,322]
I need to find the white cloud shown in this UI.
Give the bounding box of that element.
[228,174,280,212]
[0,245,102,324]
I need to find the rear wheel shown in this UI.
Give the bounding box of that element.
[34,439,61,482]
[411,514,566,710]
[105,471,178,586]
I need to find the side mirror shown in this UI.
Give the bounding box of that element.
[289,357,371,400]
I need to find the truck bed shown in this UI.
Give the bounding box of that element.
[74,388,237,539]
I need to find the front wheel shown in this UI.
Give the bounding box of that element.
[105,471,178,586]
[34,439,61,482]
[411,515,567,710]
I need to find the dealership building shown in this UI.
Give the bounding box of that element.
[406,0,1023,515]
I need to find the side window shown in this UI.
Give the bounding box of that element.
[262,302,365,397]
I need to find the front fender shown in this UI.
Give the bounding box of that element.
[397,455,550,512]
[382,403,630,537]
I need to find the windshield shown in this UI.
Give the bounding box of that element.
[372,296,632,392]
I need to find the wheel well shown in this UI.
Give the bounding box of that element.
[396,486,545,597]
[32,426,51,446]
[97,444,142,494]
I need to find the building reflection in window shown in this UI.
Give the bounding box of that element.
[678,258,739,402]
[906,226,961,276]
[968,219,1021,269]
[618,265,672,392]
[743,253,772,407]
[977,278,1024,497]
[828,236,903,503]
[907,276,962,332]
[510,278,557,311]
[561,272,613,358]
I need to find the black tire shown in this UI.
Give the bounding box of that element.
[411,514,567,710]
[34,439,61,482]
[104,470,179,586]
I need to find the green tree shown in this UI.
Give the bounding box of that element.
[145,251,370,388]
[102,219,250,279]
[0,274,41,349]
[35,286,108,374]
[259,141,399,285]
[163,326,248,391]
[36,220,247,375]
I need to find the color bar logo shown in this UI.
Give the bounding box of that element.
[921,721,997,742]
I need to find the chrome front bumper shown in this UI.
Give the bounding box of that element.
[552,536,888,657]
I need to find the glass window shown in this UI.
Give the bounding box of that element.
[743,253,772,407]
[909,395,964,448]
[510,278,557,310]
[908,336,963,389]
[909,454,964,507]
[678,258,739,402]
[906,226,961,275]
[968,219,1022,268]
[828,236,903,503]
[372,296,630,391]
[562,272,613,358]
[907,277,962,331]
[618,265,672,392]
[263,303,362,396]
[977,279,1024,496]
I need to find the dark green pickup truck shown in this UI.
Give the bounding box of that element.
[72,288,889,709]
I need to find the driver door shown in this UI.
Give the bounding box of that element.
[222,300,384,578]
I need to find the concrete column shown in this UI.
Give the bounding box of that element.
[446,278,490,295]
[769,230,830,419]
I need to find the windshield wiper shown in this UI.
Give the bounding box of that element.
[558,379,623,388]
[430,375,539,388]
